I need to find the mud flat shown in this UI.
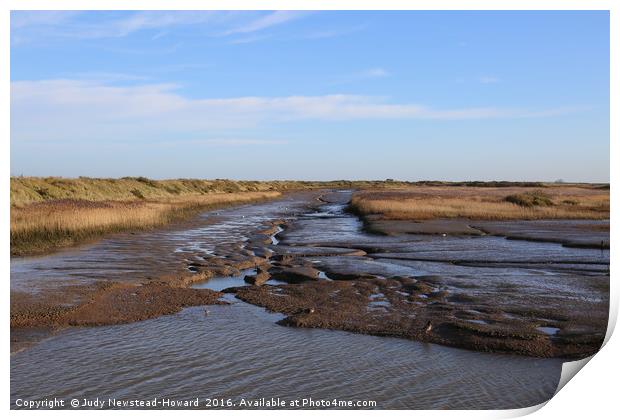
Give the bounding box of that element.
[224,190,609,359]
[10,189,610,408]
[229,275,605,358]
[473,220,610,249]
[11,190,609,358]
[10,191,321,352]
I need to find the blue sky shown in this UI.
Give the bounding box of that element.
[10,11,609,181]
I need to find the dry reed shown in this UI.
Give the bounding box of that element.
[11,192,280,256]
[350,186,609,221]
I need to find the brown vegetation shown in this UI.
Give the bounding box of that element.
[11,192,280,256]
[350,185,609,221]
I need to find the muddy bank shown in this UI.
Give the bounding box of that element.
[361,217,485,236]
[473,220,610,249]
[10,244,276,353]
[228,190,609,359]
[360,215,609,250]
[11,281,224,353]
[11,195,308,352]
[226,274,606,359]
[11,299,564,410]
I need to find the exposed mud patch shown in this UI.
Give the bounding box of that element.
[230,275,606,359]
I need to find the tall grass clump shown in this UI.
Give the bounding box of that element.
[504,190,553,207]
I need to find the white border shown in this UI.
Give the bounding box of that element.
[3,1,616,419]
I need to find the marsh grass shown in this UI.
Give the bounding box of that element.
[10,177,281,207]
[11,192,280,256]
[350,186,609,221]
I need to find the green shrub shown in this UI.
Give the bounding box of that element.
[505,190,554,207]
[130,188,145,199]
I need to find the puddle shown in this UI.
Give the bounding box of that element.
[192,270,255,292]
[537,326,560,335]
[466,319,489,325]
[271,226,284,245]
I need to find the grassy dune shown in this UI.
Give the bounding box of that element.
[350,185,609,221]
[11,177,283,207]
[10,176,419,207]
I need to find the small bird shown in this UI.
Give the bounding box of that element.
[297,307,315,315]
[423,321,433,333]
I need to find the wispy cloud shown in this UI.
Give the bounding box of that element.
[11,79,583,144]
[12,11,215,41]
[69,72,151,83]
[220,11,309,36]
[151,31,169,41]
[303,24,368,40]
[479,76,500,84]
[10,11,80,28]
[228,33,272,45]
[11,10,311,43]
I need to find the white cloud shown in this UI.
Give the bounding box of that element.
[103,11,220,37]
[12,11,189,40]
[11,79,582,144]
[10,11,80,28]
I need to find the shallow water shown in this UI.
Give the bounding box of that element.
[11,301,562,409]
[11,193,314,295]
[11,190,607,409]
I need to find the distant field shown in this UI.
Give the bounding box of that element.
[350,185,609,221]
